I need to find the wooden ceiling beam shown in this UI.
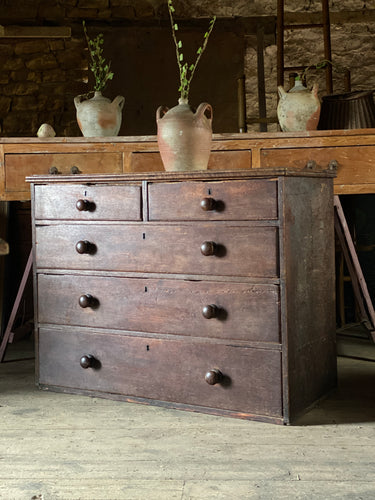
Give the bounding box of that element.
[284,9,375,26]
[0,26,71,38]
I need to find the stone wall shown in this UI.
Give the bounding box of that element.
[246,18,375,132]
[0,37,86,136]
[0,0,374,136]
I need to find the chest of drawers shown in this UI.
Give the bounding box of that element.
[28,169,337,424]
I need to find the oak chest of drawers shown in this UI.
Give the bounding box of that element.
[28,169,337,424]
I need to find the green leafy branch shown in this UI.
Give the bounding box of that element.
[83,20,114,93]
[168,0,216,103]
[300,59,349,83]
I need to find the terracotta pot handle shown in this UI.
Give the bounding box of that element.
[277,86,287,99]
[195,102,212,122]
[156,105,169,122]
[311,83,319,97]
[74,94,86,110]
[112,95,125,111]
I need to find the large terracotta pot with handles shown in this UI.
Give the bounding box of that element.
[156,99,213,172]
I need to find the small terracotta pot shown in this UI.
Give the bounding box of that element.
[74,91,125,137]
[156,100,213,172]
[277,82,321,132]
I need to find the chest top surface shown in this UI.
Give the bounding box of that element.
[26,167,335,186]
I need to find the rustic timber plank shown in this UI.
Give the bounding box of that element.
[0,26,71,38]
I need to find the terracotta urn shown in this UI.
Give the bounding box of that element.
[74,91,125,137]
[156,99,213,172]
[277,80,321,132]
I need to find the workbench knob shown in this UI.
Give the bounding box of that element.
[76,199,92,211]
[78,294,96,308]
[75,240,95,254]
[80,354,95,369]
[200,241,217,256]
[71,166,80,174]
[202,304,218,319]
[200,197,216,211]
[205,369,223,385]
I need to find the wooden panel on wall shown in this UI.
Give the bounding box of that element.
[95,25,245,136]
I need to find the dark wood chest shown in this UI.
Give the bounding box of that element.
[28,169,337,424]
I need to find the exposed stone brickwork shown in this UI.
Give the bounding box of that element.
[0,35,87,136]
[0,0,374,135]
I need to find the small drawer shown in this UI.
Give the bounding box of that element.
[37,274,280,343]
[148,179,278,221]
[34,184,142,221]
[35,223,279,278]
[5,152,122,193]
[38,327,283,417]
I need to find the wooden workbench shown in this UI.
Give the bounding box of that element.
[2,128,375,201]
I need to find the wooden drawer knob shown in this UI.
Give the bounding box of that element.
[75,240,95,254]
[200,241,217,256]
[78,294,96,308]
[202,304,218,319]
[76,199,95,212]
[49,166,59,175]
[200,197,216,211]
[71,165,80,174]
[80,354,95,369]
[205,369,223,385]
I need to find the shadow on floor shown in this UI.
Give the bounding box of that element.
[295,354,375,426]
[2,335,375,426]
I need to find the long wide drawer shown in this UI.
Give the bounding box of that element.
[148,179,278,221]
[38,327,283,417]
[35,223,279,278]
[34,184,142,221]
[37,274,280,343]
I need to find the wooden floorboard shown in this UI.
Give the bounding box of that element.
[0,338,375,500]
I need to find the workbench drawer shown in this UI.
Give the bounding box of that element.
[260,145,375,185]
[5,152,123,193]
[148,179,278,221]
[38,327,283,417]
[35,223,279,278]
[37,274,281,343]
[129,150,252,173]
[34,183,142,221]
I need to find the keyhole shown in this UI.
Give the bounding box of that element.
[208,188,212,195]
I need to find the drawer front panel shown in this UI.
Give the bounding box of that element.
[35,224,279,277]
[260,145,375,189]
[39,328,283,417]
[38,274,280,343]
[6,152,122,192]
[129,150,251,173]
[34,184,142,221]
[148,179,278,220]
